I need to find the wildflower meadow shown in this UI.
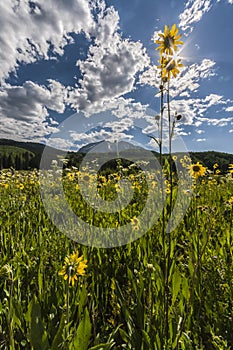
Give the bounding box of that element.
[0,23,233,350]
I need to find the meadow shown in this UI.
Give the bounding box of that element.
[0,160,233,349]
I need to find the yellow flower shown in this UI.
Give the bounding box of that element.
[189,162,207,179]
[228,164,233,174]
[131,216,140,231]
[155,24,183,55]
[67,172,75,181]
[59,251,87,286]
[19,183,24,190]
[159,56,184,80]
[215,169,221,175]
[213,163,218,169]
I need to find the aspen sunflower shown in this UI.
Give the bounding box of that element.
[59,251,87,286]
[228,164,233,174]
[155,24,183,55]
[159,57,184,80]
[189,162,207,179]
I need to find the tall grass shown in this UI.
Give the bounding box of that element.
[0,167,232,349]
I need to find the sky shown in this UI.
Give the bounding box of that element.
[0,0,233,154]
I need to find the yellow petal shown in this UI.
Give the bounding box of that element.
[170,24,178,36]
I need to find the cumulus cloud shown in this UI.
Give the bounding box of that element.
[0,1,151,141]
[0,79,66,140]
[0,0,95,82]
[67,6,150,115]
[0,80,66,121]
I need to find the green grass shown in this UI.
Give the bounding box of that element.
[0,166,232,349]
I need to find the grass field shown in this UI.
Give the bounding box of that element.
[0,162,232,349]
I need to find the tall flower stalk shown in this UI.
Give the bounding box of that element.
[155,23,184,346]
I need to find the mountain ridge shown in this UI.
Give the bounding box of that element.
[0,138,232,171]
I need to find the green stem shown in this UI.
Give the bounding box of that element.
[164,79,173,345]
[159,81,167,347]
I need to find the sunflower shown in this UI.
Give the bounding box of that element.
[59,251,87,286]
[189,162,207,179]
[228,164,233,174]
[67,172,75,181]
[158,56,184,80]
[155,24,183,55]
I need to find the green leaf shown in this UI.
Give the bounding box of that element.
[172,268,182,305]
[29,296,49,350]
[88,343,112,350]
[118,328,131,343]
[142,330,151,347]
[182,276,189,300]
[51,313,66,350]
[71,307,92,350]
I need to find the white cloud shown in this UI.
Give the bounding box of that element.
[196,129,205,134]
[45,137,74,150]
[170,59,216,98]
[0,80,66,121]
[179,0,212,32]
[70,127,133,144]
[226,106,233,112]
[138,64,160,88]
[139,58,216,98]
[0,79,66,140]
[106,97,148,120]
[67,6,150,115]
[0,0,95,83]
[196,138,206,142]
[196,116,233,127]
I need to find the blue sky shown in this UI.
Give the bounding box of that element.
[0,0,233,153]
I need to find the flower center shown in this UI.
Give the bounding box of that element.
[164,35,174,49]
[193,166,201,172]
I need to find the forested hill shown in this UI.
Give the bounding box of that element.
[0,138,232,171]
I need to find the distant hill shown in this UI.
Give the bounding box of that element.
[0,138,232,172]
[0,139,64,170]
